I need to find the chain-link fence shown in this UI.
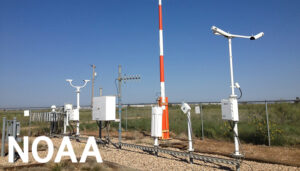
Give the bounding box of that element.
[0,109,55,138]
[1,99,299,146]
[120,100,300,146]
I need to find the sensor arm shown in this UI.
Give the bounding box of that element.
[79,80,90,88]
[211,26,264,40]
[211,26,231,37]
[230,34,251,39]
[66,79,90,89]
[66,80,77,88]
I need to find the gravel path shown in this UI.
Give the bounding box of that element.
[0,137,299,171]
[102,138,299,171]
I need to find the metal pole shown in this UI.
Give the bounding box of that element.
[187,111,194,164]
[158,0,166,106]
[99,88,102,139]
[64,118,66,134]
[76,88,80,136]
[265,101,271,146]
[12,117,16,161]
[91,64,96,108]
[233,121,240,156]
[126,106,128,131]
[236,164,240,171]
[200,103,204,140]
[118,65,122,146]
[228,38,235,96]
[50,112,52,135]
[29,109,31,136]
[158,0,169,140]
[1,117,6,157]
[228,38,241,157]
[187,111,193,152]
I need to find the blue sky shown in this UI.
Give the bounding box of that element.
[0,0,299,107]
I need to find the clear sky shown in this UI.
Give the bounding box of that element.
[0,0,299,107]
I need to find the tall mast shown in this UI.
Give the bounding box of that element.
[158,0,169,139]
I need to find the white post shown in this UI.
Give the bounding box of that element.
[154,137,158,146]
[76,88,80,136]
[228,38,241,157]
[233,121,240,156]
[187,111,193,152]
[228,38,235,96]
[64,110,70,134]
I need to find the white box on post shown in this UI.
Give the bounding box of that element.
[195,106,201,114]
[221,98,239,121]
[24,110,30,117]
[70,109,79,121]
[92,96,116,121]
[64,104,73,112]
[151,106,163,137]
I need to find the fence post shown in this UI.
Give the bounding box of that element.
[265,101,271,146]
[126,106,128,131]
[29,109,32,136]
[200,103,204,140]
[1,117,6,157]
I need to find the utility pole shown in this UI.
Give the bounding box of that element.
[116,65,141,146]
[117,65,122,146]
[91,64,96,108]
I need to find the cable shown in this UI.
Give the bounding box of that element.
[237,88,243,100]
[228,121,245,157]
[228,121,254,171]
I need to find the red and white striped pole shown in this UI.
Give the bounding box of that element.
[158,0,169,139]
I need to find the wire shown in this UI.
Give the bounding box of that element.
[228,121,254,171]
[237,88,243,100]
[228,121,244,157]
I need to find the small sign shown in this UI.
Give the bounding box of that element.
[195,106,200,114]
[24,110,30,117]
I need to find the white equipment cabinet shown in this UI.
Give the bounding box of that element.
[151,106,163,137]
[221,97,239,121]
[92,96,116,121]
[70,109,79,121]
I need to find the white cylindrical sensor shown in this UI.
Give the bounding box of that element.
[151,106,163,137]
